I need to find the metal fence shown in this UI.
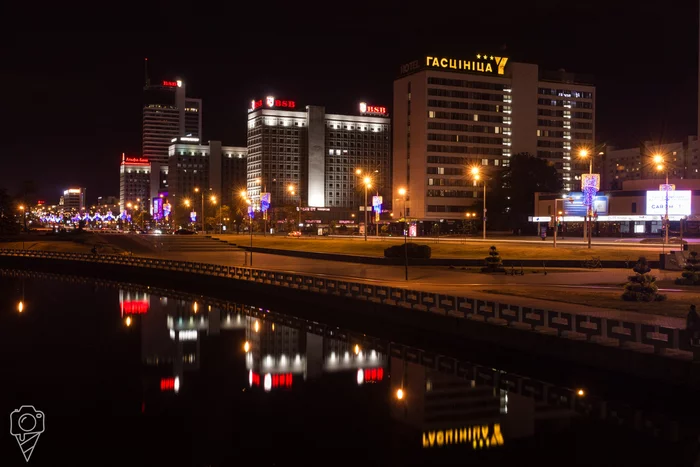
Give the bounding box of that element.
[0,249,692,360]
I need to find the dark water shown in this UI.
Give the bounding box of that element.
[1,272,698,466]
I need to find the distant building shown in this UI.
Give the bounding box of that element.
[393,53,595,221]
[59,188,86,211]
[167,137,247,210]
[119,155,151,212]
[142,65,202,202]
[603,140,696,191]
[246,98,391,212]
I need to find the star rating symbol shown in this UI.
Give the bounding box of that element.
[476,54,481,59]
[490,56,494,60]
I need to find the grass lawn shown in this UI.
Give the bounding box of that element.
[213,235,655,261]
[0,233,123,254]
[478,286,694,318]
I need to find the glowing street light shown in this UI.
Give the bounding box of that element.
[288,184,301,226]
[356,170,373,241]
[470,167,486,239]
[654,153,670,245]
[397,187,408,281]
[396,388,405,400]
[244,341,250,352]
[125,316,132,327]
[17,301,24,313]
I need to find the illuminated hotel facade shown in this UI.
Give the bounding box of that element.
[246,97,391,212]
[119,155,151,212]
[393,54,595,221]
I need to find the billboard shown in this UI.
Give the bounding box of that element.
[646,190,692,216]
[152,198,163,220]
[562,193,608,216]
[372,196,383,222]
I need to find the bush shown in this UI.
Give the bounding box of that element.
[621,256,666,302]
[675,251,700,285]
[481,245,506,273]
[384,243,431,259]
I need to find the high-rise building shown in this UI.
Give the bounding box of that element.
[167,137,247,210]
[246,97,391,212]
[119,154,151,212]
[393,54,595,221]
[59,188,86,211]
[142,63,202,203]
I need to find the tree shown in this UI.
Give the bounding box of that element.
[676,251,700,285]
[0,188,20,235]
[622,257,666,302]
[489,153,563,232]
[206,205,231,234]
[482,245,505,273]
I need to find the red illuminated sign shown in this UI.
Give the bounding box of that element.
[271,373,293,388]
[250,372,293,389]
[250,97,296,111]
[162,80,178,87]
[37,200,45,205]
[363,367,384,383]
[120,300,149,315]
[160,377,175,391]
[124,157,150,164]
[360,102,387,115]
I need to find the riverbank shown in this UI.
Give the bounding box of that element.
[2,250,697,388]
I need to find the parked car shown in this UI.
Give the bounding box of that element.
[287,231,302,237]
[174,229,196,235]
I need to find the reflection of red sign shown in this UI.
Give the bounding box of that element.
[162,80,178,87]
[363,368,384,382]
[271,373,293,388]
[121,300,149,314]
[250,372,261,386]
[160,378,175,391]
[124,157,150,164]
[37,200,45,205]
[250,98,296,111]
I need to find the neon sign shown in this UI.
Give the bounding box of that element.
[120,300,149,315]
[250,96,297,111]
[124,157,149,164]
[359,102,387,115]
[422,424,504,449]
[160,377,180,392]
[162,80,178,87]
[363,367,384,382]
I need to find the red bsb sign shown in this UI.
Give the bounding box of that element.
[250,96,296,111]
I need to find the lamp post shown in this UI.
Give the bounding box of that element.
[654,154,670,245]
[470,167,486,239]
[578,149,594,249]
[19,205,26,249]
[288,185,301,229]
[194,187,205,234]
[398,187,408,281]
[240,191,253,266]
[183,199,191,229]
[355,169,372,242]
[210,195,219,234]
[553,198,565,249]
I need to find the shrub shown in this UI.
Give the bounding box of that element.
[675,251,700,286]
[622,256,666,302]
[384,243,431,259]
[481,245,506,273]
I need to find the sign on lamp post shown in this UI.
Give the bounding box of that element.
[581,173,600,249]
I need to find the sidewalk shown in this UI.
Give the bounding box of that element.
[153,249,685,329]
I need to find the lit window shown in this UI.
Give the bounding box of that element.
[473,114,479,122]
[428,111,435,118]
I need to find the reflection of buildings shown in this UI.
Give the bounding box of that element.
[390,356,559,450]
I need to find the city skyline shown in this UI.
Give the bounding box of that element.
[1,1,698,201]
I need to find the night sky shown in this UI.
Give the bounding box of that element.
[1,1,698,203]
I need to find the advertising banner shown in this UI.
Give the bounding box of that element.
[562,193,608,216]
[261,193,271,212]
[646,190,692,216]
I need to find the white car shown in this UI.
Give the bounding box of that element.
[287,231,302,237]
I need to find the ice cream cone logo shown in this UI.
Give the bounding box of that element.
[10,405,45,462]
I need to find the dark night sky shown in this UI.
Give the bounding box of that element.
[1,1,698,203]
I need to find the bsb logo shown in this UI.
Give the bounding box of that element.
[250,96,297,111]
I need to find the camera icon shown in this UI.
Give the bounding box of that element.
[10,405,45,442]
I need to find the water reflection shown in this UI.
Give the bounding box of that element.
[2,271,696,465]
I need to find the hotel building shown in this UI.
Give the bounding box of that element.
[119,155,151,212]
[167,137,247,210]
[59,188,86,211]
[142,72,202,202]
[393,54,595,221]
[246,97,391,213]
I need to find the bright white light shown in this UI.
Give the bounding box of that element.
[329,352,337,363]
[179,330,197,341]
[357,368,364,385]
[370,350,377,360]
[358,352,364,361]
[359,102,367,113]
[264,355,273,367]
[174,377,180,394]
[264,373,272,392]
[294,354,301,366]
[344,351,350,362]
[169,329,175,340]
[249,370,253,387]
[280,355,287,367]
[176,80,182,88]
[181,137,199,142]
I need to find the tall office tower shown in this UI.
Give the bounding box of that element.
[393,53,595,221]
[246,97,391,211]
[142,60,202,204]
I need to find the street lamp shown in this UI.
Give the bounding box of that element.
[470,167,486,239]
[578,148,595,249]
[18,205,26,249]
[288,184,301,228]
[654,153,670,245]
[398,187,408,281]
[194,188,205,233]
[241,191,253,266]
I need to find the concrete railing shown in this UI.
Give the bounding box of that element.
[0,248,693,360]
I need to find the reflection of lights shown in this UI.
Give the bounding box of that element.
[344,351,350,363]
[396,388,404,400]
[226,315,231,323]
[577,389,585,397]
[169,329,176,340]
[264,355,273,367]
[329,352,337,363]
[354,344,360,355]
[370,350,377,360]
[244,341,250,353]
[249,370,253,387]
[358,351,364,361]
[254,321,260,333]
[280,355,287,367]
[294,354,301,366]
[17,301,24,313]
[125,316,132,327]
[272,323,275,331]
[174,377,180,394]
[264,374,272,392]
[357,369,364,385]
[193,302,198,313]
[179,330,197,341]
